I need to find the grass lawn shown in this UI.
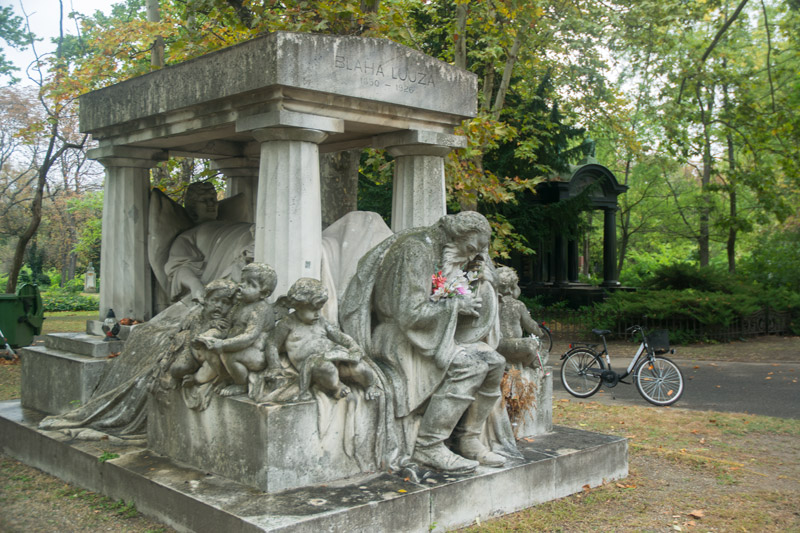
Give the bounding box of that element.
[40,310,98,335]
[1,314,798,532]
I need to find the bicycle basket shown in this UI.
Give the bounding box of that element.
[646,329,670,354]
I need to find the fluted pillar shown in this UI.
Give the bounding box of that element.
[237,110,343,298]
[212,157,259,221]
[378,130,466,232]
[90,147,165,321]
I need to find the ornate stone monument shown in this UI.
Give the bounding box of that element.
[1,32,627,532]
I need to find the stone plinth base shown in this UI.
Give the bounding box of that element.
[46,331,125,357]
[1,400,628,533]
[148,389,379,493]
[20,346,110,415]
[512,366,553,439]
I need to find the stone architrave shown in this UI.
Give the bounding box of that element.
[237,110,344,298]
[91,146,166,321]
[376,130,467,232]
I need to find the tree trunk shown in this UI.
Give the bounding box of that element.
[492,32,523,118]
[455,4,468,70]
[726,133,737,274]
[6,131,57,293]
[696,84,714,268]
[146,0,164,68]
[320,149,360,228]
[617,159,632,276]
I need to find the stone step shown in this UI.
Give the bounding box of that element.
[0,400,628,533]
[19,345,111,415]
[45,332,125,358]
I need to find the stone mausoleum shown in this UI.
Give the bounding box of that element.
[85,31,475,320]
[1,32,627,532]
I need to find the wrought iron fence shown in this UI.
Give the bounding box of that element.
[534,307,794,343]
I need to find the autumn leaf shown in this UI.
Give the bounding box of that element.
[687,509,705,519]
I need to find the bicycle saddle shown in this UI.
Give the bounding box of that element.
[592,329,611,336]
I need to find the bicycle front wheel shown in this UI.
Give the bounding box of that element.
[635,356,684,406]
[560,349,604,398]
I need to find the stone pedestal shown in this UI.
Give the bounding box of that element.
[19,332,120,415]
[1,400,628,533]
[513,367,553,439]
[147,389,378,493]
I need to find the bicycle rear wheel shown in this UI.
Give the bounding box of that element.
[635,356,684,406]
[540,324,553,353]
[560,349,604,398]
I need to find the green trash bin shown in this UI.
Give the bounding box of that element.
[0,283,44,348]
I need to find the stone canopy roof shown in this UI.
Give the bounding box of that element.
[79,32,478,160]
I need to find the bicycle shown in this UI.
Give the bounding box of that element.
[559,325,684,406]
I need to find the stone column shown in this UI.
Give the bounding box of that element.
[602,207,620,286]
[89,147,165,321]
[568,236,579,283]
[237,110,344,298]
[554,234,568,285]
[212,157,259,222]
[376,130,467,232]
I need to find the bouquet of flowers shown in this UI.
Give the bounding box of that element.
[430,269,480,302]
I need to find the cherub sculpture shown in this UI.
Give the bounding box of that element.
[165,278,238,389]
[496,266,548,369]
[191,262,277,397]
[271,277,379,402]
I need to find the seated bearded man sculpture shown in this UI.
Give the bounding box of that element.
[341,211,512,474]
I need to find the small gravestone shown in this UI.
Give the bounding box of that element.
[83,263,96,293]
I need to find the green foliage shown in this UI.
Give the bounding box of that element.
[97,451,119,463]
[0,5,34,84]
[619,241,697,287]
[640,263,737,293]
[67,192,103,269]
[588,285,800,340]
[42,289,98,312]
[357,149,393,224]
[738,222,800,292]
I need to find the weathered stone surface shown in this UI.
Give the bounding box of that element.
[1,400,628,533]
[20,346,109,415]
[45,332,125,358]
[514,368,554,439]
[80,32,477,136]
[147,389,378,493]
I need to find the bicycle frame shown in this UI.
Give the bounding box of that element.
[574,326,654,382]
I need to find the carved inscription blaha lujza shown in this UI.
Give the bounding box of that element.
[334,54,436,95]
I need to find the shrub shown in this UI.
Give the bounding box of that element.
[739,223,800,292]
[640,262,737,293]
[42,290,99,312]
[588,284,800,340]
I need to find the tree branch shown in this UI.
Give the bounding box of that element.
[677,0,749,104]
